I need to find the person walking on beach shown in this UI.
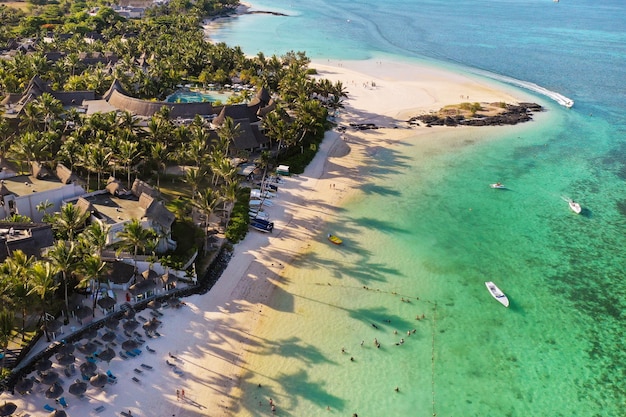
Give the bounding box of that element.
[181,389,185,399]
[176,389,180,400]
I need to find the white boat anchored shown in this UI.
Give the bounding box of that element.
[485,281,509,307]
[490,182,506,189]
[568,200,582,214]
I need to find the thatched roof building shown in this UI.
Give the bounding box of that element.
[102,80,218,118]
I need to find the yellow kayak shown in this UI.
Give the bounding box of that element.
[327,234,343,245]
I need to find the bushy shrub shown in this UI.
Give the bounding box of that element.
[225,188,250,243]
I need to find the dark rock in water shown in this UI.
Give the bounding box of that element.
[408,103,543,127]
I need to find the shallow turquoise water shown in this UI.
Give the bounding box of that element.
[213,1,626,415]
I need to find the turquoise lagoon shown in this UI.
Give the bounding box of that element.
[213,1,626,416]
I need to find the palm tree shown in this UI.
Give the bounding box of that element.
[86,145,113,190]
[8,131,46,174]
[216,116,241,157]
[79,222,110,257]
[27,261,59,341]
[2,250,35,341]
[0,309,14,369]
[53,202,90,241]
[36,199,54,222]
[118,139,141,188]
[77,255,109,317]
[46,240,78,324]
[193,188,221,240]
[220,181,239,229]
[183,167,204,198]
[35,92,64,132]
[150,141,170,190]
[116,219,156,272]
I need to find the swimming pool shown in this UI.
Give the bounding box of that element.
[166,90,232,103]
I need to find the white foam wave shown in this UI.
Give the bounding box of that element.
[470,68,574,108]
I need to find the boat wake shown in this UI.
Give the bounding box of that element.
[469,68,574,108]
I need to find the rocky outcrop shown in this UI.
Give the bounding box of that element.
[408,102,543,127]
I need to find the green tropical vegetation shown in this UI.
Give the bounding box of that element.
[0,0,348,371]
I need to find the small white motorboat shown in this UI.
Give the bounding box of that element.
[569,200,582,214]
[490,182,506,189]
[485,281,509,307]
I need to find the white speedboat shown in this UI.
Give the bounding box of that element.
[569,200,581,214]
[249,199,273,208]
[490,183,506,189]
[485,281,509,307]
[249,210,270,221]
[250,189,276,199]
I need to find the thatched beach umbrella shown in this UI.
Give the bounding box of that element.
[129,279,155,296]
[122,308,136,320]
[79,361,97,377]
[77,342,98,356]
[74,305,92,320]
[101,330,117,342]
[44,382,64,399]
[147,299,161,310]
[97,296,116,310]
[40,370,59,385]
[36,358,53,372]
[105,317,119,329]
[121,339,139,352]
[81,328,98,340]
[57,342,75,355]
[55,353,76,366]
[142,318,160,333]
[68,381,87,396]
[0,402,17,417]
[15,378,34,394]
[97,348,115,362]
[41,319,62,333]
[167,297,181,308]
[161,272,178,286]
[142,269,159,280]
[123,319,139,332]
[89,373,108,388]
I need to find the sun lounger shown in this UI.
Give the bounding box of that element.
[166,360,176,367]
[59,397,68,407]
[44,404,55,412]
[94,405,105,413]
[132,348,142,356]
[93,339,103,346]
[137,315,147,322]
[119,351,128,359]
[140,363,153,370]
[173,367,184,375]
[107,370,117,378]
[125,350,136,357]
[133,368,143,374]
[121,412,132,417]
[145,345,156,353]
[132,376,140,384]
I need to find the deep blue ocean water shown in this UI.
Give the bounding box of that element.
[212,1,626,415]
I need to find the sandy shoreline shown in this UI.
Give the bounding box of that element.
[0,58,532,416]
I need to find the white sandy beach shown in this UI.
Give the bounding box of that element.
[0,58,530,417]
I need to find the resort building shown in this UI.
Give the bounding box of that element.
[0,221,54,262]
[0,162,86,222]
[72,178,176,253]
